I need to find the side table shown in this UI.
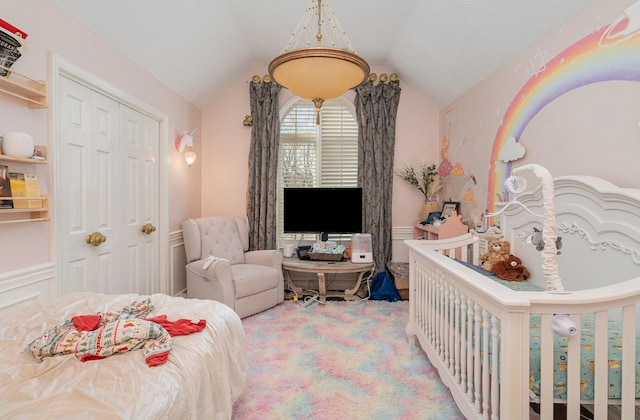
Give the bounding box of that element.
[281,257,375,303]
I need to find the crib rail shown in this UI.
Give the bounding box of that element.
[405,238,640,420]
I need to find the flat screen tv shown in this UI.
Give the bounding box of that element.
[283,187,362,241]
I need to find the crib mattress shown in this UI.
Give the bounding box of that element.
[528,313,640,400]
[492,276,640,400]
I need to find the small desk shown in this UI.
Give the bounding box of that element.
[414,213,468,240]
[281,258,375,303]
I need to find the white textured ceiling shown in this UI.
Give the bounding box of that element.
[51,0,593,109]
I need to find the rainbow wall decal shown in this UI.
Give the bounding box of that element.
[488,6,640,212]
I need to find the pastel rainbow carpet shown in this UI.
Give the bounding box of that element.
[232,300,464,419]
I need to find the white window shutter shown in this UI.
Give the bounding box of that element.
[277,98,358,242]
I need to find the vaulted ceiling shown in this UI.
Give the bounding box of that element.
[51,0,593,109]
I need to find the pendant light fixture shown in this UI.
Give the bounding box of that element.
[268,0,370,123]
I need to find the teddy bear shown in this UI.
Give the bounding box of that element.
[479,240,510,273]
[492,254,530,282]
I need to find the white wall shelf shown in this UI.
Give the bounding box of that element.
[0,195,49,223]
[0,145,48,164]
[0,145,49,224]
[0,66,47,109]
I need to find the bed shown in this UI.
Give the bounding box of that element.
[0,292,248,419]
[405,174,640,419]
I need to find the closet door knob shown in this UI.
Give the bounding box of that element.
[141,223,156,234]
[86,231,107,246]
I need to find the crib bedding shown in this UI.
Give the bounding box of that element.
[456,258,639,399]
[528,313,640,400]
[478,270,640,400]
[0,292,248,419]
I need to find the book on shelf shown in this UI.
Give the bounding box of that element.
[9,172,42,209]
[8,172,26,208]
[24,173,42,208]
[0,165,12,208]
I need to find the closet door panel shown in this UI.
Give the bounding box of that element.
[120,105,159,295]
[57,76,119,295]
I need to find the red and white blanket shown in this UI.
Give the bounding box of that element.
[28,298,206,366]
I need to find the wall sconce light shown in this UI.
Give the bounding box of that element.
[183,147,197,166]
[175,129,197,167]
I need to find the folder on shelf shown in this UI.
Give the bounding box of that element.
[9,172,42,209]
[24,173,42,208]
[8,172,26,208]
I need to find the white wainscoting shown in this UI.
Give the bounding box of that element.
[391,226,414,263]
[0,263,55,314]
[0,227,409,310]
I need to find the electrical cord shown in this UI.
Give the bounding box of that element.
[288,282,321,308]
[350,263,376,302]
[300,294,319,307]
[286,262,376,306]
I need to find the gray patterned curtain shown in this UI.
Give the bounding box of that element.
[354,75,401,270]
[246,77,281,250]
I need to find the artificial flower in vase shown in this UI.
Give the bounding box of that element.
[397,161,443,220]
[421,195,440,220]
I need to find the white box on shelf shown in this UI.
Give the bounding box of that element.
[351,233,373,263]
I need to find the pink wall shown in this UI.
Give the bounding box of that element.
[0,1,201,273]
[440,0,640,224]
[200,66,439,227]
[10,0,626,274]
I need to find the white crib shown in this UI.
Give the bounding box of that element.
[405,176,640,419]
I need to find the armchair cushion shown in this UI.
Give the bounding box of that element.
[231,264,280,299]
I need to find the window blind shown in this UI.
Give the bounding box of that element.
[277,98,358,243]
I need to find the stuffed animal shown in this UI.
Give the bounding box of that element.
[492,254,530,282]
[470,225,503,243]
[531,227,562,255]
[479,240,510,273]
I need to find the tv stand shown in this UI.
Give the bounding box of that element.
[282,258,375,303]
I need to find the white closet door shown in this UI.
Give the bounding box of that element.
[119,105,159,295]
[57,76,120,294]
[57,76,160,295]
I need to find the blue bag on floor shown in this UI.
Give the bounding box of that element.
[369,266,400,302]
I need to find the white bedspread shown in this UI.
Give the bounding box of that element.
[0,293,248,419]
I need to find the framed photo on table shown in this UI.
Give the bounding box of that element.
[426,211,442,224]
[441,201,460,218]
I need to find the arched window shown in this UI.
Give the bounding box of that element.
[277,97,358,244]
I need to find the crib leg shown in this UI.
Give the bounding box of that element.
[406,323,417,346]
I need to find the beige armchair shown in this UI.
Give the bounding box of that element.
[182,217,284,318]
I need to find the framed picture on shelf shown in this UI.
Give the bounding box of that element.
[426,211,442,224]
[441,201,460,218]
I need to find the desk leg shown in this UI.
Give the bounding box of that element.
[344,269,372,300]
[317,272,327,304]
[283,269,304,298]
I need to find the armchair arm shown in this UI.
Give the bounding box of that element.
[245,249,283,271]
[185,259,235,308]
